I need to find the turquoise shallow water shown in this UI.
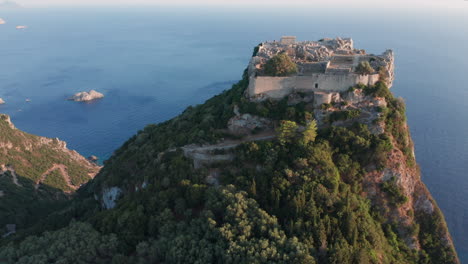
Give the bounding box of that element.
[0,7,467,261]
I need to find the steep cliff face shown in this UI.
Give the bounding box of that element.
[361,115,457,262]
[0,114,100,232]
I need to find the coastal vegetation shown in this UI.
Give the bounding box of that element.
[263,53,298,76]
[1,76,458,263]
[0,43,458,263]
[328,109,362,123]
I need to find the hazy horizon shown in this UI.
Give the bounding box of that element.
[3,0,468,10]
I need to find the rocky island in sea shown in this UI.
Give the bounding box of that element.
[68,90,104,102]
[0,36,459,263]
[0,98,4,104]
[0,18,5,25]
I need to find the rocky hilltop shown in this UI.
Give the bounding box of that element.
[0,40,459,264]
[0,114,100,235]
[247,37,394,100]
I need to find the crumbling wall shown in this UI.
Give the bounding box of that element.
[248,73,380,99]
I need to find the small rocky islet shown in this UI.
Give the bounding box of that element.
[68,90,104,102]
[0,90,104,105]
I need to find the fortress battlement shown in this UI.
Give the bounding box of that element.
[247,37,394,100]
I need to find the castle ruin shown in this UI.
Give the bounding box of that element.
[247,37,394,100]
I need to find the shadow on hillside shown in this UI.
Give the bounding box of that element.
[0,172,85,241]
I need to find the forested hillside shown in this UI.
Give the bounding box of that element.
[0,51,459,263]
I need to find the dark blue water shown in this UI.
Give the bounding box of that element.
[0,7,467,261]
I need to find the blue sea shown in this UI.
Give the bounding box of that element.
[0,7,467,261]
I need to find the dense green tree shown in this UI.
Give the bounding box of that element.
[263,53,298,76]
[276,120,298,145]
[0,222,120,263]
[301,120,318,145]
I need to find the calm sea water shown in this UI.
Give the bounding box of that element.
[0,7,467,261]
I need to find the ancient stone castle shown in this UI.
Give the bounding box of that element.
[247,36,395,100]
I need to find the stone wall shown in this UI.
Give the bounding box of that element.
[248,73,380,99]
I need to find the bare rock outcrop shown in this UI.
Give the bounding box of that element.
[0,114,15,129]
[101,187,122,209]
[228,113,272,135]
[313,92,333,107]
[0,98,5,104]
[68,90,104,102]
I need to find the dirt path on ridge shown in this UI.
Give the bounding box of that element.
[36,164,77,191]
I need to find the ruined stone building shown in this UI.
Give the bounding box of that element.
[247,36,395,100]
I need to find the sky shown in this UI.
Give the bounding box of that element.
[8,0,468,10]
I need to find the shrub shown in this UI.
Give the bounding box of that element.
[276,120,298,145]
[378,66,389,82]
[264,53,298,76]
[321,103,332,110]
[363,82,392,98]
[328,110,362,123]
[381,176,408,206]
[301,120,318,145]
[355,61,374,75]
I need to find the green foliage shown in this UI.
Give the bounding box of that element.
[97,70,249,187]
[348,83,366,93]
[364,82,415,166]
[239,97,312,127]
[323,123,392,170]
[378,66,389,82]
[328,110,362,123]
[0,117,97,229]
[381,177,408,206]
[0,222,120,263]
[301,120,317,145]
[4,119,414,263]
[1,74,458,264]
[416,205,459,264]
[0,120,94,188]
[276,120,298,145]
[363,81,392,98]
[321,103,332,110]
[225,133,415,263]
[355,61,375,75]
[263,53,298,76]
[126,186,315,264]
[0,172,69,231]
